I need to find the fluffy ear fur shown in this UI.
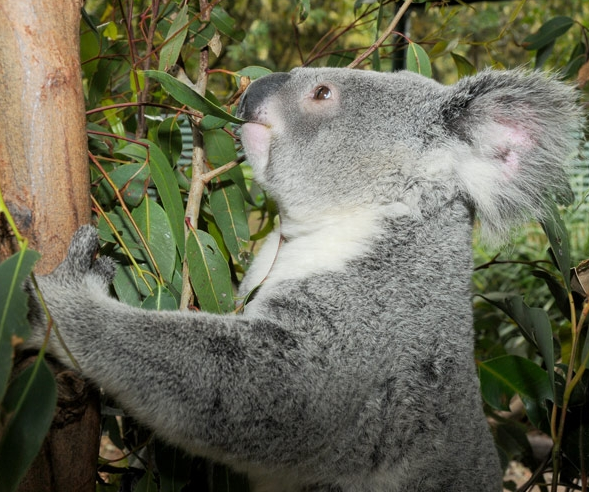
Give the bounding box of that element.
[441,69,584,242]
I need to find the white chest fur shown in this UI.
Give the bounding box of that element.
[239,204,410,313]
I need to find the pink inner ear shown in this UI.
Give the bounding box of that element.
[495,124,535,180]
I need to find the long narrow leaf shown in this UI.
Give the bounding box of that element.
[186,230,234,313]
[210,183,250,266]
[118,141,185,257]
[480,293,555,394]
[0,360,57,492]
[0,249,40,402]
[158,5,189,72]
[144,70,243,123]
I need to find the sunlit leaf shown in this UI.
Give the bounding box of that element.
[406,42,432,78]
[144,70,242,123]
[451,52,476,77]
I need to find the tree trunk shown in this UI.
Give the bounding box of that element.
[0,1,100,491]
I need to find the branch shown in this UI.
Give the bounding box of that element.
[348,0,414,69]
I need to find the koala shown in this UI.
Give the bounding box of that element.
[27,67,582,492]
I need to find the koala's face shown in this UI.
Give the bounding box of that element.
[237,68,449,221]
[237,67,580,241]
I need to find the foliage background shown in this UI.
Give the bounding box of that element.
[1,0,588,491]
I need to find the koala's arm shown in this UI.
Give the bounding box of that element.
[28,227,361,470]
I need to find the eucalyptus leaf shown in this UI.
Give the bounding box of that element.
[479,355,552,411]
[141,285,178,311]
[480,293,555,393]
[0,360,57,492]
[0,249,40,402]
[132,198,177,284]
[158,4,189,71]
[541,202,571,292]
[406,42,432,78]
[210,182,250,266]
[186,230,234,313]
[523,16,574,51]
[118,141,185,257]
[144,70,243,123]
[97,163,149,208]
[210,5,245,41]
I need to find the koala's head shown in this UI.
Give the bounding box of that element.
[237,67,582,241]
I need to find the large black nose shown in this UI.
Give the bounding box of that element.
[237,72,291,122]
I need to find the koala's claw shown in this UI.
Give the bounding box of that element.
[93,256,116,286]
[65,225,100,275]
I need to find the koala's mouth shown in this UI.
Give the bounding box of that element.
[240,122,272,165]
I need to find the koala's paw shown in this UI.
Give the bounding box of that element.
[24,226,116,353]
[53,225,116,289]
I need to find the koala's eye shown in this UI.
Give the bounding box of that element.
[313,86,332,100]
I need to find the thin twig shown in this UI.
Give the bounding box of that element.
[180,0,212,310]
[348,0,414,69]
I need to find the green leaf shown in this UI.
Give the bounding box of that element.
[97,163,149,208]
[141,285,178,311]
[210,183,250,266]
[451,53,476,77]
[202,128,250,200]
[203,128,237,166]
[157,117,183,166]
[236,66,273,81]
[186,230,234,313]
[0,360,57,492]
[144,70,243,123]
[297,0,310,23]
[112,264,143,307]
[479,355,552,411]
[158,5,189,71]
[480,293,555,394]
[132,198,177,284]
[118,142,185,257]
[0,249,40,402]
[191,22,216,50]
[523,16,574,51]
[406,42,432,78]
[541,203,571,292]
[156,440,192,492]
[210,5,245,41]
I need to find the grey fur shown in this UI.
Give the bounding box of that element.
[26,68,583,491]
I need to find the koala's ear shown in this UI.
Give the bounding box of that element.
[440,69,583,243]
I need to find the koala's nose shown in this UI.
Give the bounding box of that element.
[237,72,291,123]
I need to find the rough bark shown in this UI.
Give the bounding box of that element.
[0,1,100,491]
